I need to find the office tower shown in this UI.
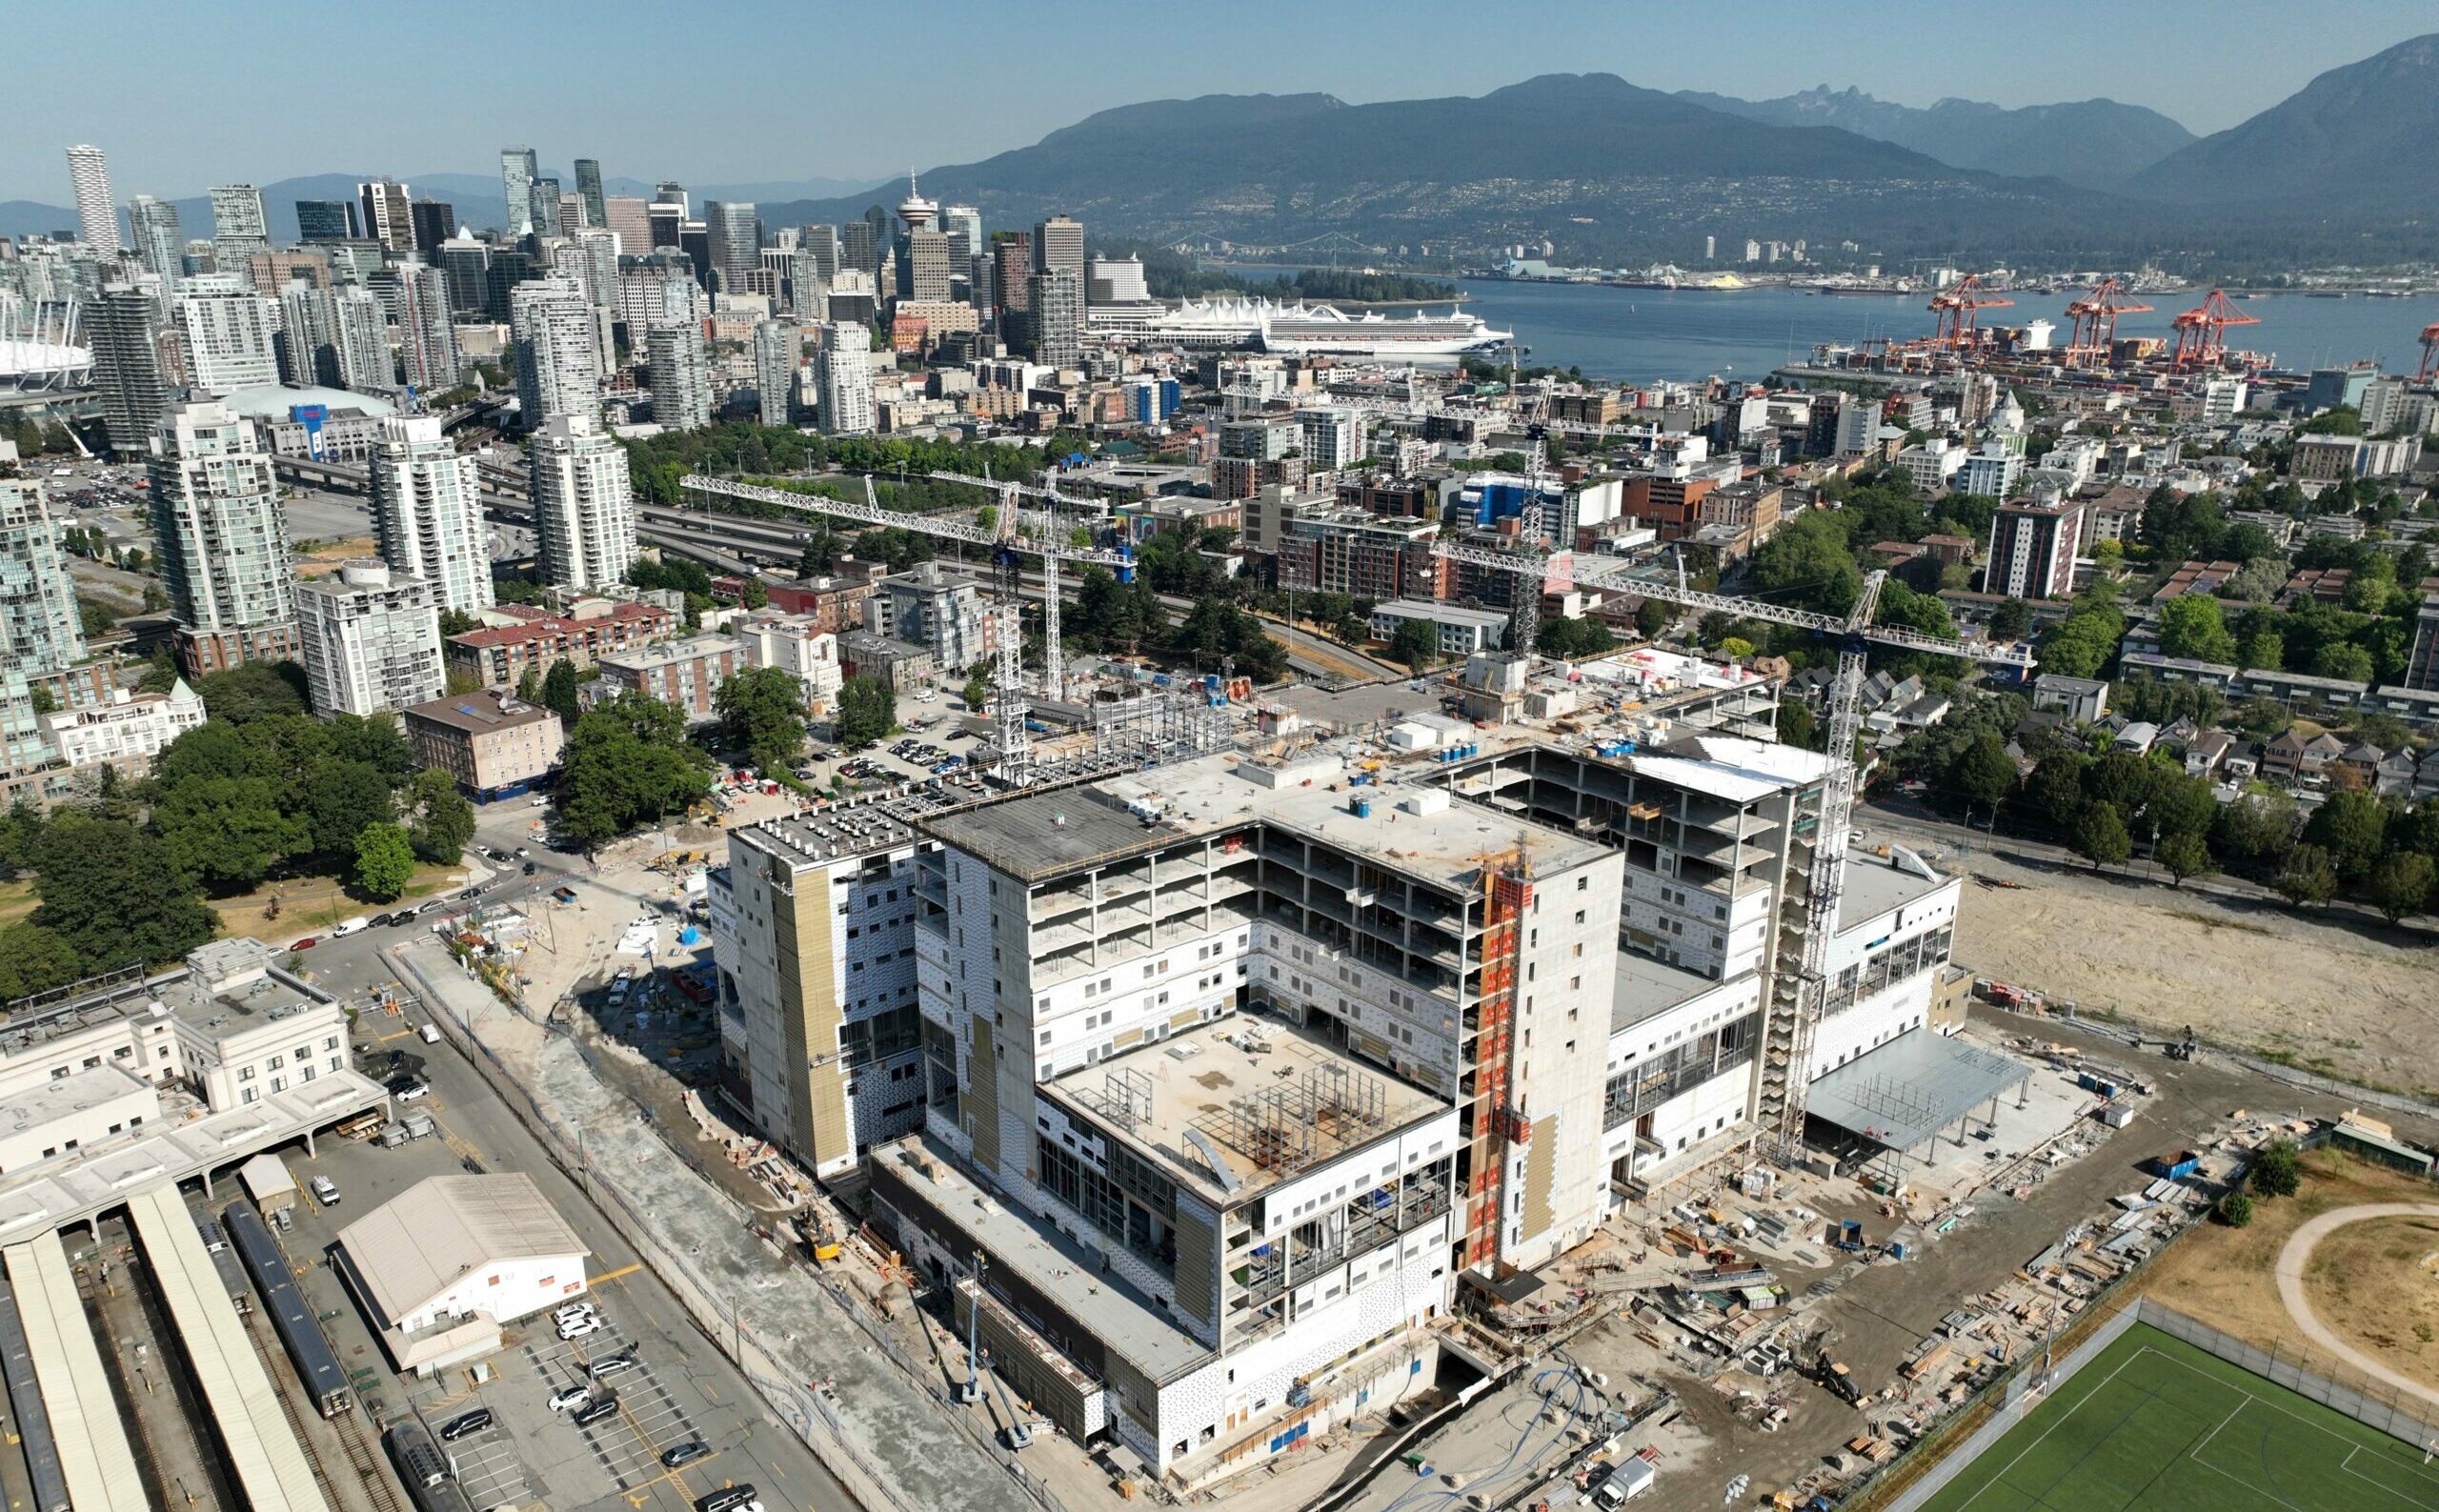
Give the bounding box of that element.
[277,279,338,385]
[435,231,491,317]
[619,256,701,337]
[800,224,840,281]
[180,241,217,277]
[897,229,952,303]
[528,176,562,238]
[1033,214,1083,279]
[814,323,875,436]
[483,250,536,323]
[573,159,608,234]
[647,199,685,252]
[680,220,711,287]
[331,283,392,392]
[940,205,981,263]
[647,323,713,431]
[511,277,600,428]
[295,198,359,242]
[705,201,757,294]
[211,185,272,260]
[368,415,490,614]
[1297,407,1366,472]
[786,246,827,317]
[753,320,799,425]
[500,147,539,237]
[64,145,120,251]
[1026,267,1081,368]
[91,282,169,454]
[530,413,635,590]
[555,192,587,235]
[860,205,890,272]
[1087,255,1149,305]
[128,196,184,283]
[991,230,1031,322]
[296,563,442,716]
[604,195,650,254]
[357,178,413,252]
[839,219,877,286]
[174,273,279,390]
[410,199,456,255]
[383,264,463,394]
[1704,234,1716,261]
[653,181,689,218]
[551,232,615,311]
[148,396,298,675]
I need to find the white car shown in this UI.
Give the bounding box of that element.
[553,1303,598,1327]
[587,1352,638,1380]
[557,1315,603,1341]
[548,1385,592,1413]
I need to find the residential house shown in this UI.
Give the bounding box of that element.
[2183,729,2235,778]
[2374,747,2420,798]
[2032,674,2108,724]
[2332,742,2385,792]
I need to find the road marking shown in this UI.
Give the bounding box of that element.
[593,1262,643,1284]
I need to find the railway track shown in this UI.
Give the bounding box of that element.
[244,1307,406,1512]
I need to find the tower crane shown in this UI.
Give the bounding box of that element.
[677,472,1136,786]
[1926,274,2013,351]
[2418,322,2439,384]
[1430,536,2034,1151]
[2061,278,2153,368]
[2168,290,2259,370]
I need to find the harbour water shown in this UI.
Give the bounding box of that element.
[1445,278,2439,386]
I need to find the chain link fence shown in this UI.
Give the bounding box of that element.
[2138,1299,2439,1451]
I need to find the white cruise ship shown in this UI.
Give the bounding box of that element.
[1112,296,1510,360]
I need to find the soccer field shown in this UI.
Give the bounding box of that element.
[1917,1323,2439,1512]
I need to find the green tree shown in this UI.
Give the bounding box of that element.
[2083,751,2158,820]
[1634,598,1673,640]
[1776,700,1817,751]
[2310,641,2374,683]
[2157,595,2237,663]
[2212,791,2297,862]
[2019,752,2091,829]
[2037,614,2121,679]
[835,676,897,751]
[30,812,215,970]
[556,694,713,846]
[540,658,582,722]
[2217,1191,2254,1228]
[716,667,809,776]
[2368,851,2434,925]
[2302,790,2387,884]
[0,921,83,1000]
[515,665,543,703]
[1953,732,2016,829]
[352,822,416,901]
[959,672,989,710]
[1748,512,1861,616]
[2071,803,2131,869]
[151,775,306,892]
[1987,597,2033,642]
[1540,617,1619,658]
[405,769,478,864]
[2236,627,2285,672]
[307,762,394,863]
[2157,831,2215,888]
[2249,1141,2303,1199]
[193,662,309,723]
[2272,844,2338,909]
[2147,775,2217,838]
[1390,617,1440,672]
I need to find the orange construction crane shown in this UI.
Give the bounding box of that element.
[1927,274,2013,350]
[2168,289,2259,370]
[2062,278,2153,368]
[2419,321,2439,383]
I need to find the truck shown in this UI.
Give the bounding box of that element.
[1817,1353,1864,1406]
[1589,1456,1656,1506]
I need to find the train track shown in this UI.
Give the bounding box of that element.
[244,1307,407,1512]
[329,1404,410,1512]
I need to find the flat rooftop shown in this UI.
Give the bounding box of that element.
[1838,842,1954,931]
[736,807,920,866]
[1043,1014,1447,1206]
[1610,949,1720,1034]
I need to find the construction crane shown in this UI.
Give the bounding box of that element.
[926,470,1116,702]
[1926,274,2013,351]
[2419,322,2439,383]
[677,472,1136,786]
[2168,289,2260,370]
[2061,278,2153,368]
[1431,537,2034,1152]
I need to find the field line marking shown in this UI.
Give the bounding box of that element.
[1946,1342,2150,1512]
[2144,1340,2439,1487]
[2189,1396,2247,1460]
[2182,1445,2311,1512]
[2337,1442,2439,1511]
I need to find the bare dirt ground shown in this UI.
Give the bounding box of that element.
[2302,1212,2439,1394]
[1933,838,2438,1096]
[2142,1148,2438,1372]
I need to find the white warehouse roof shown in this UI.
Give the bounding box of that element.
[335,1173,586,1325]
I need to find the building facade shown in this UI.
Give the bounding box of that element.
[1985,495,2086,600]
[368,415,492,615]
[511,277,601,429]
[175,274,280,390]
[530,413,635,592]
[296,562,444,717]
[402,688,565,800]
[816,322,876,436]
[595,634,740,719]
[148,397,299,676]
[647,321,713,431]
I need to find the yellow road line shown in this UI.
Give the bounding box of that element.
[592,1262,643,1285]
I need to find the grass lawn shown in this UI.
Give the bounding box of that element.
[0,877,34,926]
[211,860,466,940]
[1920,1323,2439,1512]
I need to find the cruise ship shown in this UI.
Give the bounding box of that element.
[1110,296,1511,360]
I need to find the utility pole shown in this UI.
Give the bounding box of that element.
[959,1249,985,1404]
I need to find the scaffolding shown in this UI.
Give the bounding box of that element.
[1193,1063,1389,1179]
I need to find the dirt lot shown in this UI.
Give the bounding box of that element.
[1930,837,2438,1096]
[2302,1211,2439,1393]
[2142,1147,2439,1379]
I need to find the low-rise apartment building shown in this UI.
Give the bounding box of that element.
[402,688,565,801]
[595,633,740,719]
[443,599,675,689]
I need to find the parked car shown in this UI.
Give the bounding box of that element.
[456,887,480,900]
[548,1385,591,1413]
[439,1408,494,1442]
[553,1302,597,1326]
[660,1441,712,1469]
[522,861,538,876]
[696,1486,757,1512]
[587,1351,638,1380]
[557,1315,603,1341]
[388,1077,430,1101]
[309,1176,340,1205]
[290,937,318,951]
[572,1395,619,1426]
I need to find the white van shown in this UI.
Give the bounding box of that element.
[331,917,371,937]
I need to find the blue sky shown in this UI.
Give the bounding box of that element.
[6,0,2432,200]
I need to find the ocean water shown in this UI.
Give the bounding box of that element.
[1448,278,2439,386]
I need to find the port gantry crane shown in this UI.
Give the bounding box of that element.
[2419,322,2439,384]
[1432,534,2036,1153]
[2168,289,2261,371]
[2061,278,2154,369]
[677,470,1135,788]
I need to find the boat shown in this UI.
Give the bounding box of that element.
[1119,296,1510,359]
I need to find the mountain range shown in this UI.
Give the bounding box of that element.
[9,33,2437,268]
[1669,86,2194,191]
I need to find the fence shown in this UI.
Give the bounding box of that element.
[389,946,1073,1512]
[2137,1298,2439,1450]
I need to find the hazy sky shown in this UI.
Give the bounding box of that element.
[7,0,2432,200]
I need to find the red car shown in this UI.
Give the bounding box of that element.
[290,937,318,951]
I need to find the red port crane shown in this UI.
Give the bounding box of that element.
[2168,289,2259,370]
[2061,278,2154,368]
[2419,322,2439,382]
[1927,273,2013,350]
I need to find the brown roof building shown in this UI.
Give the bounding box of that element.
[402,689,565,801]
[443,600,675,690]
